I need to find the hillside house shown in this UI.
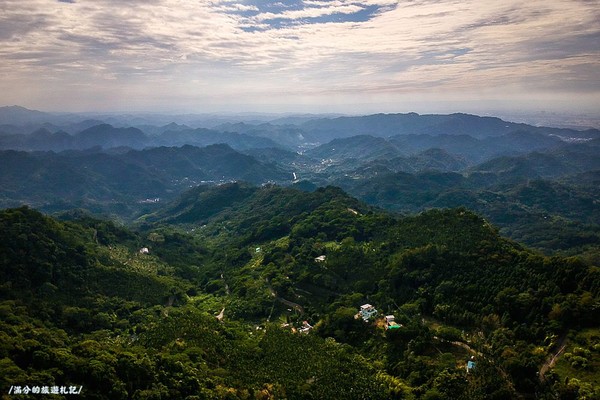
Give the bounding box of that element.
[139,247,150,254]
[359,304,378,321]
[298,321,313,334]
[385,315,401,330]
[467,356,476,372]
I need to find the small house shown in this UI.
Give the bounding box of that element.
[359,304,378,321]
[467,356,476,372]
[385,315,401,329]
[314,255,326,262]
[298,321,313,334]
[139,247,150,254]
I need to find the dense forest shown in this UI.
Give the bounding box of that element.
[1,183,598,399]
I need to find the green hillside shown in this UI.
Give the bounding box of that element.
[1,183,598,399]
[333,171,600,258]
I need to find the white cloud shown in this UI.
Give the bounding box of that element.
[252,4,366,22]
[0,0,598,112]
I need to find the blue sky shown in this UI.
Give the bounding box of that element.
[0,0,598,114]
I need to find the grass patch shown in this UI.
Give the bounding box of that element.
[553,328,600,389]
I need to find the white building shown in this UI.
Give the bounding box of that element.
[298,321,313,334]
[386,315,401,329]
[359,304,377,321]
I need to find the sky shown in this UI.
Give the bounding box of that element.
[0,0,599,114]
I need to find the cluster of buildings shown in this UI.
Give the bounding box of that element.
[281,320,313,334]
[358,304,477,373]
[138,197,161,204]
[358,304,402,330]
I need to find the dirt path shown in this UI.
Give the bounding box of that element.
[265,278,305,314]
[433,336,515,392]
[539,334,568,382]
[214,272,230,321]
[277,297,305,314]
[221,272,230,295]
[433,336,482,356]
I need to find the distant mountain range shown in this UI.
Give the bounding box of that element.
[1,106,599,152]
[0,123,281,152]
[0,105,598,257]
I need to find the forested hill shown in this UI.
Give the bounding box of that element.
[131,184,600,398]
[140,183,368,235]
[0,145,290,217]
[0,206,396,399]
[2,182,598,398]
